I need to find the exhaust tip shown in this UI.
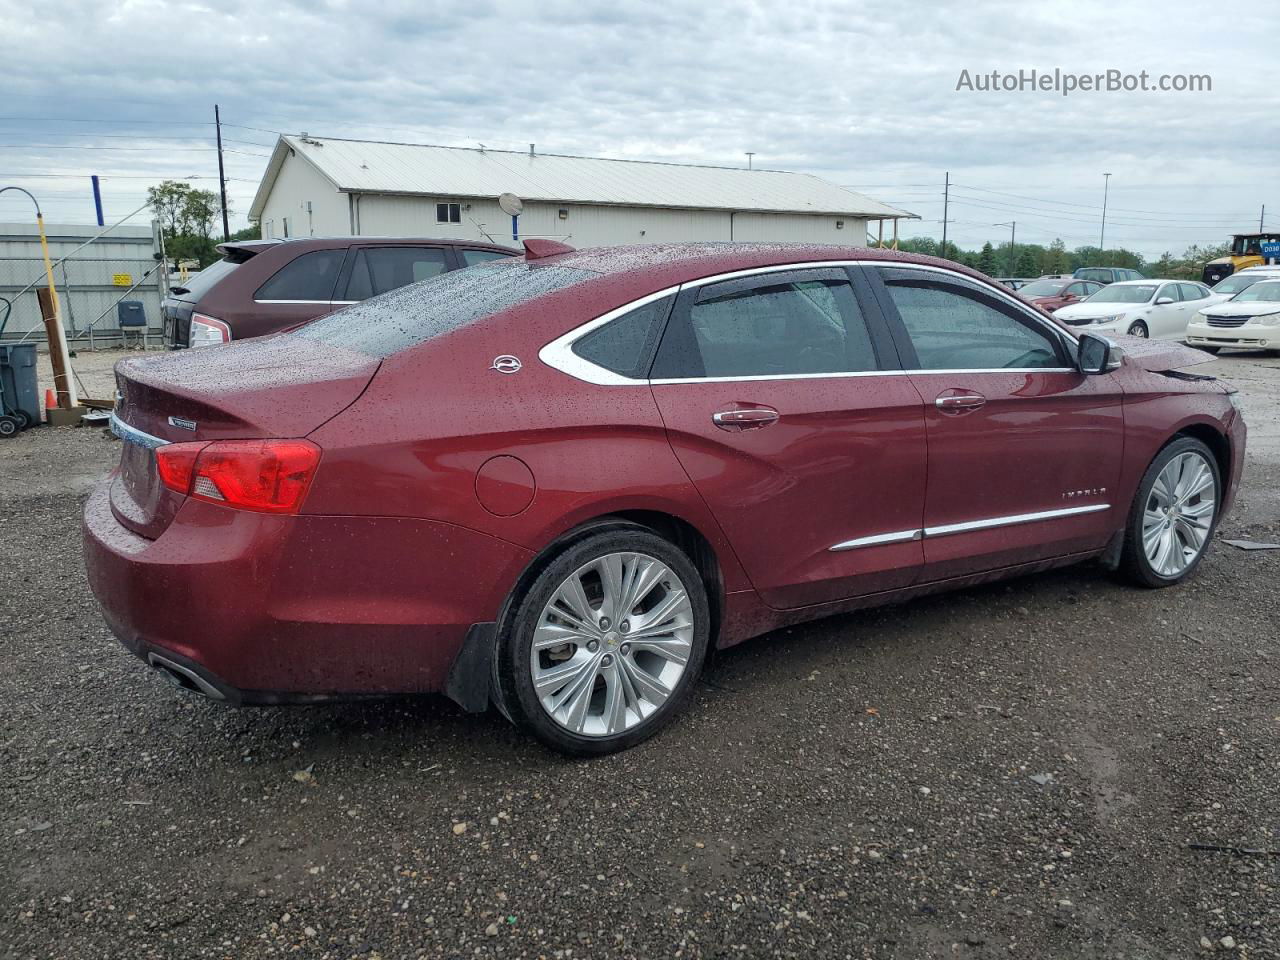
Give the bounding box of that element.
[147,653,227,701]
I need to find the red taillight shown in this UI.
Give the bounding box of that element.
[156,439,321,514]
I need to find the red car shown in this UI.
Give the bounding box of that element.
[1018,277,1105,312]
[84,241,1245,755]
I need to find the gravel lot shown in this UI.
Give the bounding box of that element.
[2,349,1278,959]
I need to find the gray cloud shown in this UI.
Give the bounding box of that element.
[0,0,1273,257]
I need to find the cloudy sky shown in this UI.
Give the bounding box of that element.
[0,0,1274,258]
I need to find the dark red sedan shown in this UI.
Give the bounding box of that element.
[85,241,1246,755]
[1018,277,1104,312]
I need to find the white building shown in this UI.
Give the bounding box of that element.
[248,136,914,250]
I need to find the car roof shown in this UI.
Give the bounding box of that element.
[537,242,1012,295]
[216,236,517,258]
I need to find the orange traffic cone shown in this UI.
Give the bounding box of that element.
[45,388,57,414]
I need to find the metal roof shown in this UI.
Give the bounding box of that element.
[249,136,915,221]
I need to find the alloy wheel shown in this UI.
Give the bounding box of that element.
[530,552,694,737]
[1141,451,1216,577]
[1128,322,1148,338]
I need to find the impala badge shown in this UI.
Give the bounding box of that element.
[491,355,522,374]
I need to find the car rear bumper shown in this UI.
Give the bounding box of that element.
[82,480,533,700]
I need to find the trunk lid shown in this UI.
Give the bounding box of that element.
[109,336,379,539]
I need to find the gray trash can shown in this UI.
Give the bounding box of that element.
[0,342,39,430]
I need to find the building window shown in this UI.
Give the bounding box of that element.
[436,202,461,224]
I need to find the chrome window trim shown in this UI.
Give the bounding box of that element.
[253,299,334,305]
[827,503,1110,551]
[539,259,1082,386]
[110,412,169,449]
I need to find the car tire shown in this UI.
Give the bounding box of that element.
[494,524,711,756]
[1118,436,1221,588]
[1126,320,1149,338]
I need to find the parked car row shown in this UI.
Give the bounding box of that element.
[1047,266,1280,351]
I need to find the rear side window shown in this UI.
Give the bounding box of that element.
[296,259,596,357]
[460,249,512,267]
[879,272,1064,370]
[173,258,240,300]
[572,296,673,379]
[343,247,449,301]
[255,249,345,302]
[1179,283,1207,301]
[654,272,878,379]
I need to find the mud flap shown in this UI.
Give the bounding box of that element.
[445,622,497,714]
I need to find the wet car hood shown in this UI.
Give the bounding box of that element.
[1112,335,1216,371]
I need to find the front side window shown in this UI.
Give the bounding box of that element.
[880,272,1064,370]
[254,249,345,301]
[343,247,449,301]
[1157,284,1182,303]
[653,274,878,379]
[1063,282,1090,297]
[436,202,461,224]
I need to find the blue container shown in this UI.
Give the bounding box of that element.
[117,300,147,328]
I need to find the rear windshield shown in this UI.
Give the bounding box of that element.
[171,258,239,301]
[294,258,597,357]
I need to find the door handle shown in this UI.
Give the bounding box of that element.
[934,392,987,415]
[712,407,780,431]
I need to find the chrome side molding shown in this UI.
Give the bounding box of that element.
[829,503,1110,551]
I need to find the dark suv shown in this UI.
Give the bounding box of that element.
[163,236,516,347]
[1072,266,1145,285]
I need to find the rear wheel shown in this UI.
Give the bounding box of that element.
[1119,437,1220,587]
[495,526,710,755]
[0,415,18,438]
[1126,320,1149,338]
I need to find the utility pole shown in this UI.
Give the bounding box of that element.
[1099,172,1111,258]
[745,152,754,170]
[215,104,230,242]
[941,171,950,259]
[1261,204,1266,233]
[995,221,1016,274]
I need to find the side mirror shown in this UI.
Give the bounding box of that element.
[1077,333,1118,375]
[1155,296,1175,305]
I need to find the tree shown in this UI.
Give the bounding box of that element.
[147,180,224,267]
[976,241,998,276]
[1042,239,1070,275]
[1014,247,1038,278]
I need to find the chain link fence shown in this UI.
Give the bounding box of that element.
[0,256,164,348]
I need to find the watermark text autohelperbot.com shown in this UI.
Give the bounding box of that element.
[956,68,1211,96]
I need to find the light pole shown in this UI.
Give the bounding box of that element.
[1100,172,1111,257]
[745,152,755,170]
[995,221,1016,275]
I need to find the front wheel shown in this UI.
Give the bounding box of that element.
[1126,320,1149,338]
[495,525,711,755]
[1119,437,1220,587]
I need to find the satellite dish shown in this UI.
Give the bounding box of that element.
[498,193,524,217]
